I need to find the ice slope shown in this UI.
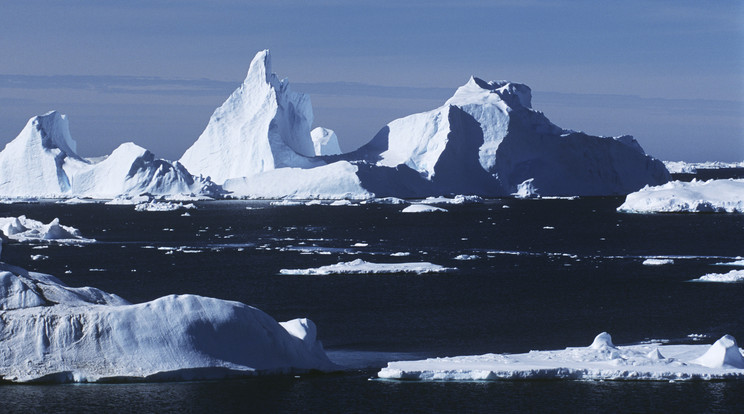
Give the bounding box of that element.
[378,332,744,381]
[311,127,342,156]
[618,179,744,213]
[0,259,336,382]
[0,112,218,199]
[348,77,670,197]
[180,50,320,184]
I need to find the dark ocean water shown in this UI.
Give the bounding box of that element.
[0,198,742,413]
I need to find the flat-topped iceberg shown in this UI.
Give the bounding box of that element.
[618,179,744,213]
[279,259,454,275]
[378,332,744,381]
[0,255,336,383]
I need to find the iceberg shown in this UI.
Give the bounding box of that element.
[401,204,447,213]
[689,269,744,283]
[378,332,744,381]
[179,49,320,184]
[0,216,93,243]
[279,258,454,275]
[0,253,336,383]
[0,111,219,200]
[618,179,744,213]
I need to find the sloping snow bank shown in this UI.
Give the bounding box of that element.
[689,270,744,283]
[0,261,336,383]
[618,179,744,213]
[279,259,454,275]
[378,332,744,381]
[0,216,93,243]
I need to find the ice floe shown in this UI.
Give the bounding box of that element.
[378,332,744,381]
[134,201,196,212]
[642,259,674,266]
[279,258,454,275]
[401,204,447,213]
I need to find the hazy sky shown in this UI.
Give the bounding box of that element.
[1,0,742,162]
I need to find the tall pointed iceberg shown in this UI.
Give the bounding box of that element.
[179,50,319,184]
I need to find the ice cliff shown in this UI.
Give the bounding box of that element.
[0,252,336,382]
[0,111,218,199]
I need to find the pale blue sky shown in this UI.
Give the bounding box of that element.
[1,0,742,161]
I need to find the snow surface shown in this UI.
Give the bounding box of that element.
[618,179,744,213]
[0,260,336,382]
[401,204,448,213]
[310,127,342,156]
[0,112,219,199]
[378,332,744,381]
[279,259,454,275]
[689,270,744,283]
[0,216,93,243]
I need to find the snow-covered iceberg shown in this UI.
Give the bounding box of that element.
[0,216,93,243]
[279,259,453,275]
[0,111,219,200]
[618,179,744,213]
[378,332,744,381]
[0,254,336,382]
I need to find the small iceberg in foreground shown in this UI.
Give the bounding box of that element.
[0,249,336,383]
[279,259,454,275]
[377,332,744,382]
[401,204,448,213]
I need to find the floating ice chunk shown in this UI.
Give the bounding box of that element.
[0,216,93,243]
[714,259,744,267]
[692,335,744,369]
[330,200,353,206]
[361,197,407,205]
[690,270,744,283]
[378,333,744,382]
[618,179,744,214]
[135,201,196,212]
[513,178,539,198]
[420,195,484,205]
[454,254,480,261]
[642,258,674,266]
[402,204,447,213]
[279,258,454,275]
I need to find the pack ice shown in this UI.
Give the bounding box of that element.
[181,50,670,198]
[0,111,219,199]
[378,332,744,381]
[0,246,336,383]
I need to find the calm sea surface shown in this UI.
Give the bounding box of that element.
[0,198,742,413]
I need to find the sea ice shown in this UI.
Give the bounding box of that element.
[378,332,744,381]
[279,258,454,275]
